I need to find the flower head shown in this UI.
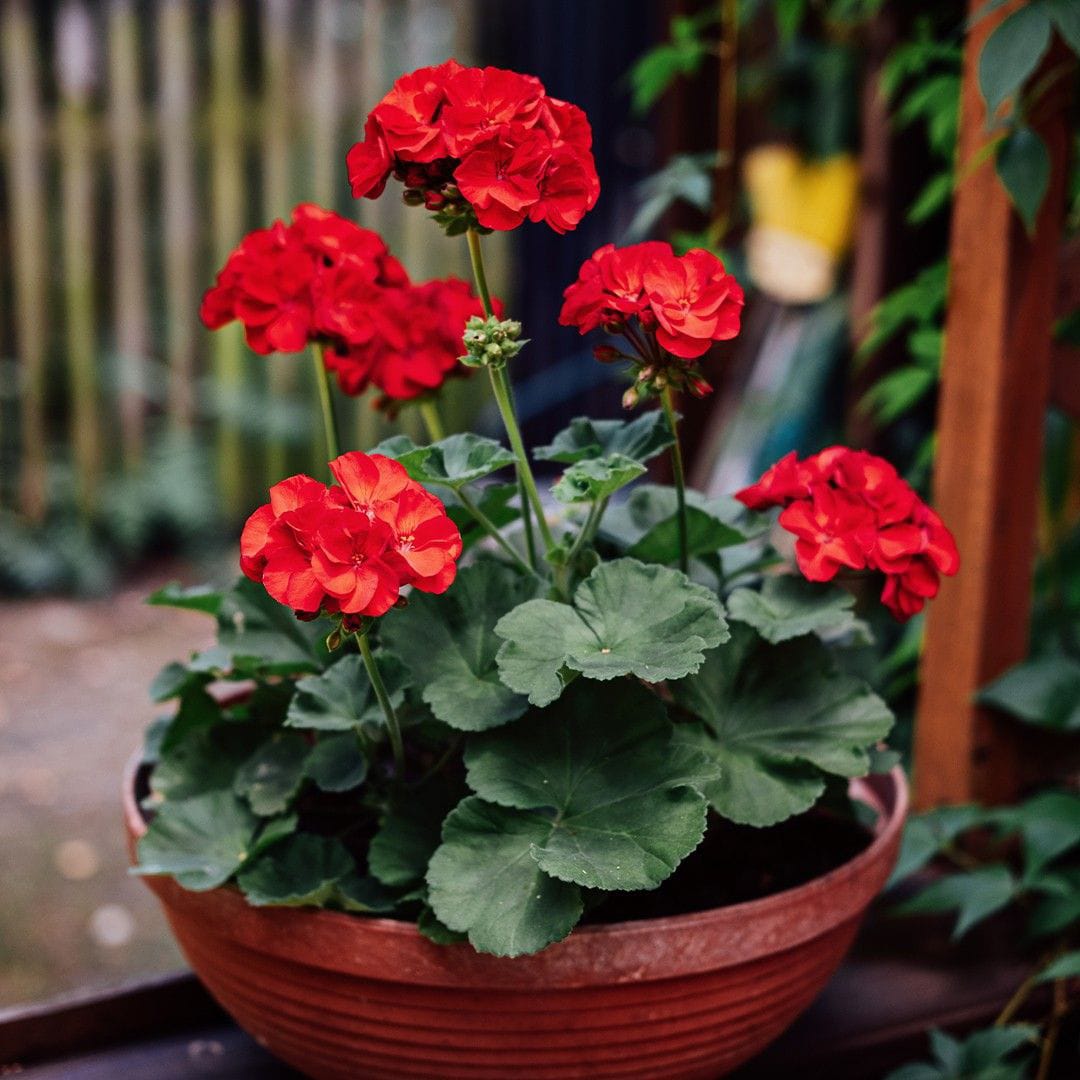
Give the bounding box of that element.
[201,205,406,356]
[736,446,959,621]
[559,242,744,398]
[347,61,599,234]
[240,452,461,621]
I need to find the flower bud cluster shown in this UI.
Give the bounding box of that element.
[459,315,527,369]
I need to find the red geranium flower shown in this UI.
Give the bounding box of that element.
[201,205,408,357]
[347,60,599,235]
[559,242,744,397]
[322,277,492,405]
[735,446,959,622]
[240,452,462,622]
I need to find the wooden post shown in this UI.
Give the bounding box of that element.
[2,0,49,521]
[158,0,198,431]
[913,4,1074,808]
[56,0,103,514]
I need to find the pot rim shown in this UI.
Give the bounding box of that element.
[125,748,908,985]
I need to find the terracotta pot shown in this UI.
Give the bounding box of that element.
[125,755,907,1080]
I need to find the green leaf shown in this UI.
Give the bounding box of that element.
[888,805,986,887]
[993,790,1080,878]
[369,782,462,889]
[551,453,646,504]
[146,582,223,616]
[136,790,259,891]
[304,733,367,793]
[233,732,310,816]
[907,172,954,224]
[859,365,937,426]
[996,125,1050,233]
[670,626,894,826]
[727,576,859,644]
[373,433,515,488]
[237,833,355,907]
[1047,0,1080,54]
[381,561,535,731]
[151,722,267,801]
[495,558,728,707]
[334,873,397,913]
[286,653,405,732]
[893,865,1016,939]
[886,1024,1036,1080]
[978,5,1052,118]
[464,679,708,891]
[157,685,222,755]
[1027,868,1080,937]
[149,661,201,702]
[426,796,585,956]
[534,411,675,465]
[417,904,468,944]
[978,655,1080,731]
[1036,950,1080,983]
[215,577,329,675]
[603,483,760,562]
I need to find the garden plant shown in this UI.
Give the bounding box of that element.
[134,60,960,972]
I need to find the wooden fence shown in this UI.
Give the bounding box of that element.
[0,0,493,523]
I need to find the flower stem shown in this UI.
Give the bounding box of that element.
[455,486,534,576]
[465,227,495,317]
[661,386,689,574]
[488,364,556,556]
[312,342,342,462]
[418,398,446,442]
[356,631,404,779]
[464,227,553,563]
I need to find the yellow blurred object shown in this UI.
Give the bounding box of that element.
[743,145,860,304]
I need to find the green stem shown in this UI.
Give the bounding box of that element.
[464,227,552,564]
[356,631,404,779]
[465,227,495,317]
[312,342,342,463]
[662,387,689,574]
[455,486,534,576]
[488,364,556,555]
[565,497,607,568]
[418,398,446,442]
[518,478,539,569]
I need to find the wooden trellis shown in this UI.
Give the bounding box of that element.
[913,1,1077,808]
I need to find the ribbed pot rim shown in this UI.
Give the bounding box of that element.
[125,748,907,989]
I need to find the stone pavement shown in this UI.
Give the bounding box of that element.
[0,573,218,1007]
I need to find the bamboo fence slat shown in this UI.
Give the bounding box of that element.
[55,0,102,513]
[157,0,198,431]
[2,0,50,521]
[261,0,298,484]
[209,0,249,515]
[108,0,150,465]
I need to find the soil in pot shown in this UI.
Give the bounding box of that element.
[581,807,874,925]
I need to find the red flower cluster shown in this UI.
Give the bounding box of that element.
[240,452,461,621]
[200,204,488,404]
[347,60,600,234]
[200,203,407,355]
[559,242,744,398]
[322,277,492,407]
[736,447,959,621]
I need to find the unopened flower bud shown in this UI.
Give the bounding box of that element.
[638,308,658,331]
[593,345,620,363]
[602,316,626,334]
[424,191,446,210]
[402,188,425,207]
[459,314,529,368]
[622,386,640,409]
[686,372,713,398]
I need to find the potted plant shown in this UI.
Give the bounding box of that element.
[127,60,957,1080]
